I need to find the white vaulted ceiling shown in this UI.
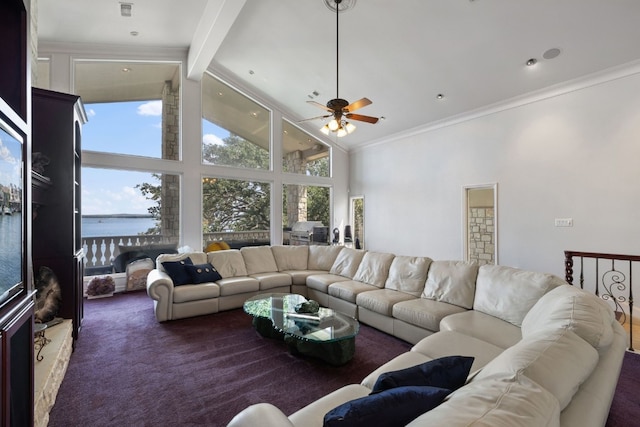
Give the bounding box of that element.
[37,0,640,149]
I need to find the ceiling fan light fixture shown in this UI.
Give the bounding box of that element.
[336,127,348,138]
[328,118,340,131]
[344,122,356,134]
[320,124,331,135]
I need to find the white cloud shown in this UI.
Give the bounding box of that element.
[87,108,97,117]
[203,133,224,146]
[137,100,162,116]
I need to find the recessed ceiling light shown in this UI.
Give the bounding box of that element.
[543,48,561,60]
[130,31,139,37]
[526,58,538,66]
[436,94,444,100]
[122,67,132,72]
[249,70,255,75]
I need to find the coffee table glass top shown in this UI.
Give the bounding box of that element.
[243,293,359,343]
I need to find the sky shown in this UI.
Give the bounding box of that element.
[81,100,228,215]
[0,125,22,192]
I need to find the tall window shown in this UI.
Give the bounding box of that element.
[201,73,270,169]
[74,60,182,273]
[82,168,181,270]
[283,184,330,230]
[75,60,181,160]
[282,120,330,177]
[202,177,271,248]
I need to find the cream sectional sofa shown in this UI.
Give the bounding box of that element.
[145,245,627,427]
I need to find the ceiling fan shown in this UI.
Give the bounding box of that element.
[300,0,379,137]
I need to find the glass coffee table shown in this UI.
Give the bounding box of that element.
[243,293,359,366]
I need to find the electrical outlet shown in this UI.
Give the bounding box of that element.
[554,218,573,227]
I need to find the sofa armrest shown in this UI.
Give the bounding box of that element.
[227,403,293,427]
[146,269,175,322]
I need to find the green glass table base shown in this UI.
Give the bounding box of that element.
[284,334,356,366]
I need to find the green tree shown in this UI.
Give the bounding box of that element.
[202,177,270,232]
[135,173,161,234]
[203,133,269,169]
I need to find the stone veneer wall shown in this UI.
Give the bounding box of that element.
[468,207,495,265]
[161,80,180,242]
[284,151,308,227]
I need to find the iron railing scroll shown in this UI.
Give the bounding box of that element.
[564,250,640,351]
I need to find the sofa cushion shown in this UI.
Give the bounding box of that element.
[328,280,378,303]
[157,252,207,272]
[270,245,309,271]
[324,385,451,427]
[408,373,561,427]
[521,284,615,349]
[216,277,260,296]
[422,260,479,309]
[251,272,292,290]
[207,249,248,278]
[356,289,416,316]
[411,331,505,374]
[384,256,432,297]
[352,251,395,288]
[289,384,371,426]
[392,298,466,332]
[371,355,474,394]
[184,263,222,284]
[329,248,366,279]
[473,264,565,326]
[307,274,350,293]
[439,310,522,349]
[160,258,194,286]
[240,246,279,275]
[173,283,221,303]
[474,328,599,410]
[308,245,344,271]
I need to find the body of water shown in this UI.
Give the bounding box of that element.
[82,216,157,238]
[0,213,22,295]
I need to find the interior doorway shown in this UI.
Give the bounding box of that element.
[350,196,364,249]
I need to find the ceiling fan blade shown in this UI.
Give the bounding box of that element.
[298,114,332,123]
[345,113,379,124]
[345,97,372,112]
[307,100,333,112]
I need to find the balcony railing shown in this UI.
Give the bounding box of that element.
[82,231,271,274]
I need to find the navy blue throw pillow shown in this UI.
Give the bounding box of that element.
[161,257,193,286]
[371,355,474,394]
[323,386,450,427]
[184,263,222,284]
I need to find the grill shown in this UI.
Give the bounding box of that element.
[289,221,329,246]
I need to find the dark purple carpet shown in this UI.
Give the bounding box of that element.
[47,292,640,427]
[47,292,411,426]
[606,350,640,427]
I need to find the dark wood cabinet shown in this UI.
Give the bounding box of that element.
[32,88,87,343]
[0,0,35,425]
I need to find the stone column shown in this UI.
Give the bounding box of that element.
[161,80,180,242]
[284,151,307,227]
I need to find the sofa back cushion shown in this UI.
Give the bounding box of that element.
[473,328,599,410]
[330,248,366,279]
[207,249,248,278]
[156,252,207,274]
[384,256,432,297]
[521,284,615,349]
[240,246,279,275]
[308,245,344,271]
[352,252,395,288]
[271,245,309,271]
[473,265,565,326]
[409,373,561,427]
[422,261,478,309]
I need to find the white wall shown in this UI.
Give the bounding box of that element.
[350,67,640,279]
